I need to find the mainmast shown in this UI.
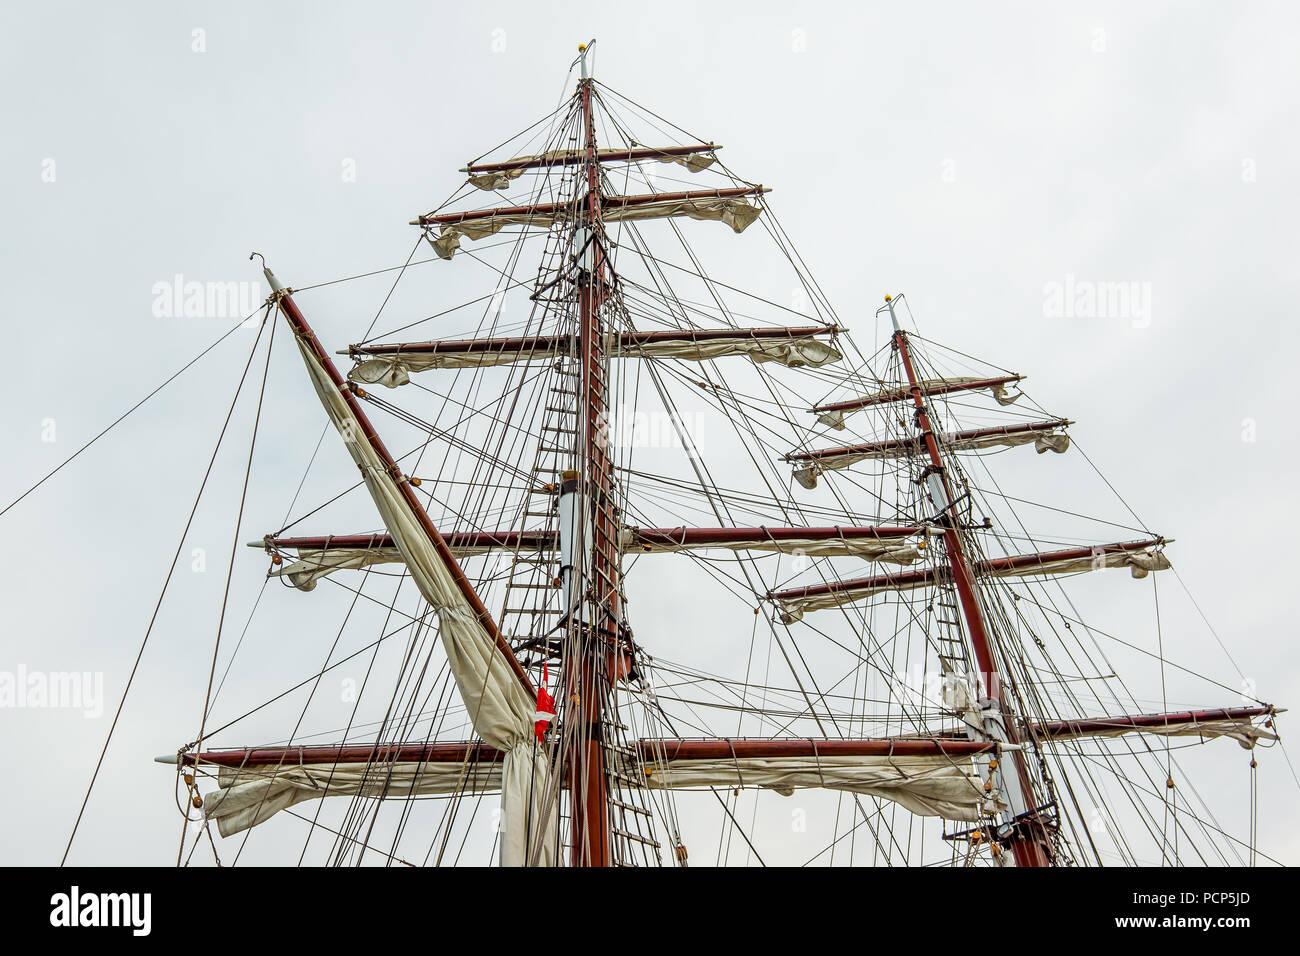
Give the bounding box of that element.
[885,294,1053,867]
[567,42,617,867]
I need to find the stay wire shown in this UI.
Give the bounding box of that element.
[178,310,278,864]
[61,301,273,866]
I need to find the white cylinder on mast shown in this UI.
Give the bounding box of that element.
[557,469,591,624]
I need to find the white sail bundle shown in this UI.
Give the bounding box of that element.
[791,421,1071,489]
[816,376,1022,430]
[272,546,405,591]
[349,329,841,388]
[191,698,1275,838]
[267,537,530,591]
[267,526,924,592]
[614,330,839,368]
[428,192,762,259]
[638,753,998,820]
[625,529,921,564]
[775,543,1171,622]
[467,147,717,190]
[202,760,503,838]
[994,546,1171,580]
[196,747,998,834]
[291,332,554,866]
[1040,714,1278,751]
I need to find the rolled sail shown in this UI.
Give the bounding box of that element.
[790,420,1071,489]
[467,146,718,190]
[627,527,921,564]
[638,754,996,820]
[274,546,406,591]
[182,704,1274,839]
[203,760,503,838]
[771,539,1171,621]
[182,737,1002,835]
[815,376,1024,430]
[1034,707,1279,751]
[262,525,924,591]
[422,187,765,259]
[348,326,842,388]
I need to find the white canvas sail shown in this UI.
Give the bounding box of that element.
[468,147,717,190]
[429,194,762,258]
[349,330,840,388]
[197,748,998,835]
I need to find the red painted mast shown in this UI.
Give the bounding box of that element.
[567,49,615,867]
[886,295,1053,867]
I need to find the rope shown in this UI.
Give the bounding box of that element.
[61,303,273,865]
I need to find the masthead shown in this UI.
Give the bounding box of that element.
[575,39,595,79]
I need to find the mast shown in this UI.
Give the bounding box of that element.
[567,42,615,867]
[885,294,1054,867]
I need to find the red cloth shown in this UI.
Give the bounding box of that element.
[534,669,556,742]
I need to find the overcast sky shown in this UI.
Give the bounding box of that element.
[3,2,1298,866]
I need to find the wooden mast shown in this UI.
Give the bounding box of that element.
[567,45,615,867]
[886,295,1054,867]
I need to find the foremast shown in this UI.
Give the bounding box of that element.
[886,294,1053,867]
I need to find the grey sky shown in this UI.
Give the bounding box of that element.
[2,2,1297,865]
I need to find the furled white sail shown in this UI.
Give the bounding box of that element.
[1041,715,1278,751]
[349,331,841,388]
[468,148,717,190]
[199,749,997,835]
[203,761,503,838]
[291,333,553,866]
[776,546,1170,621]
[816,377,1022,430]
[269,528,921,592]
[429,194,761,259]
[638,754,998,821]
[274,546,405,591]
[272,538,527,591]
[626,530,920,564]
[792,424,1070,489]
[995,547,1171,581]
[615,332,839,368]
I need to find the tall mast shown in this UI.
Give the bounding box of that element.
[884,295,1053,868]
[566,42,616,867]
